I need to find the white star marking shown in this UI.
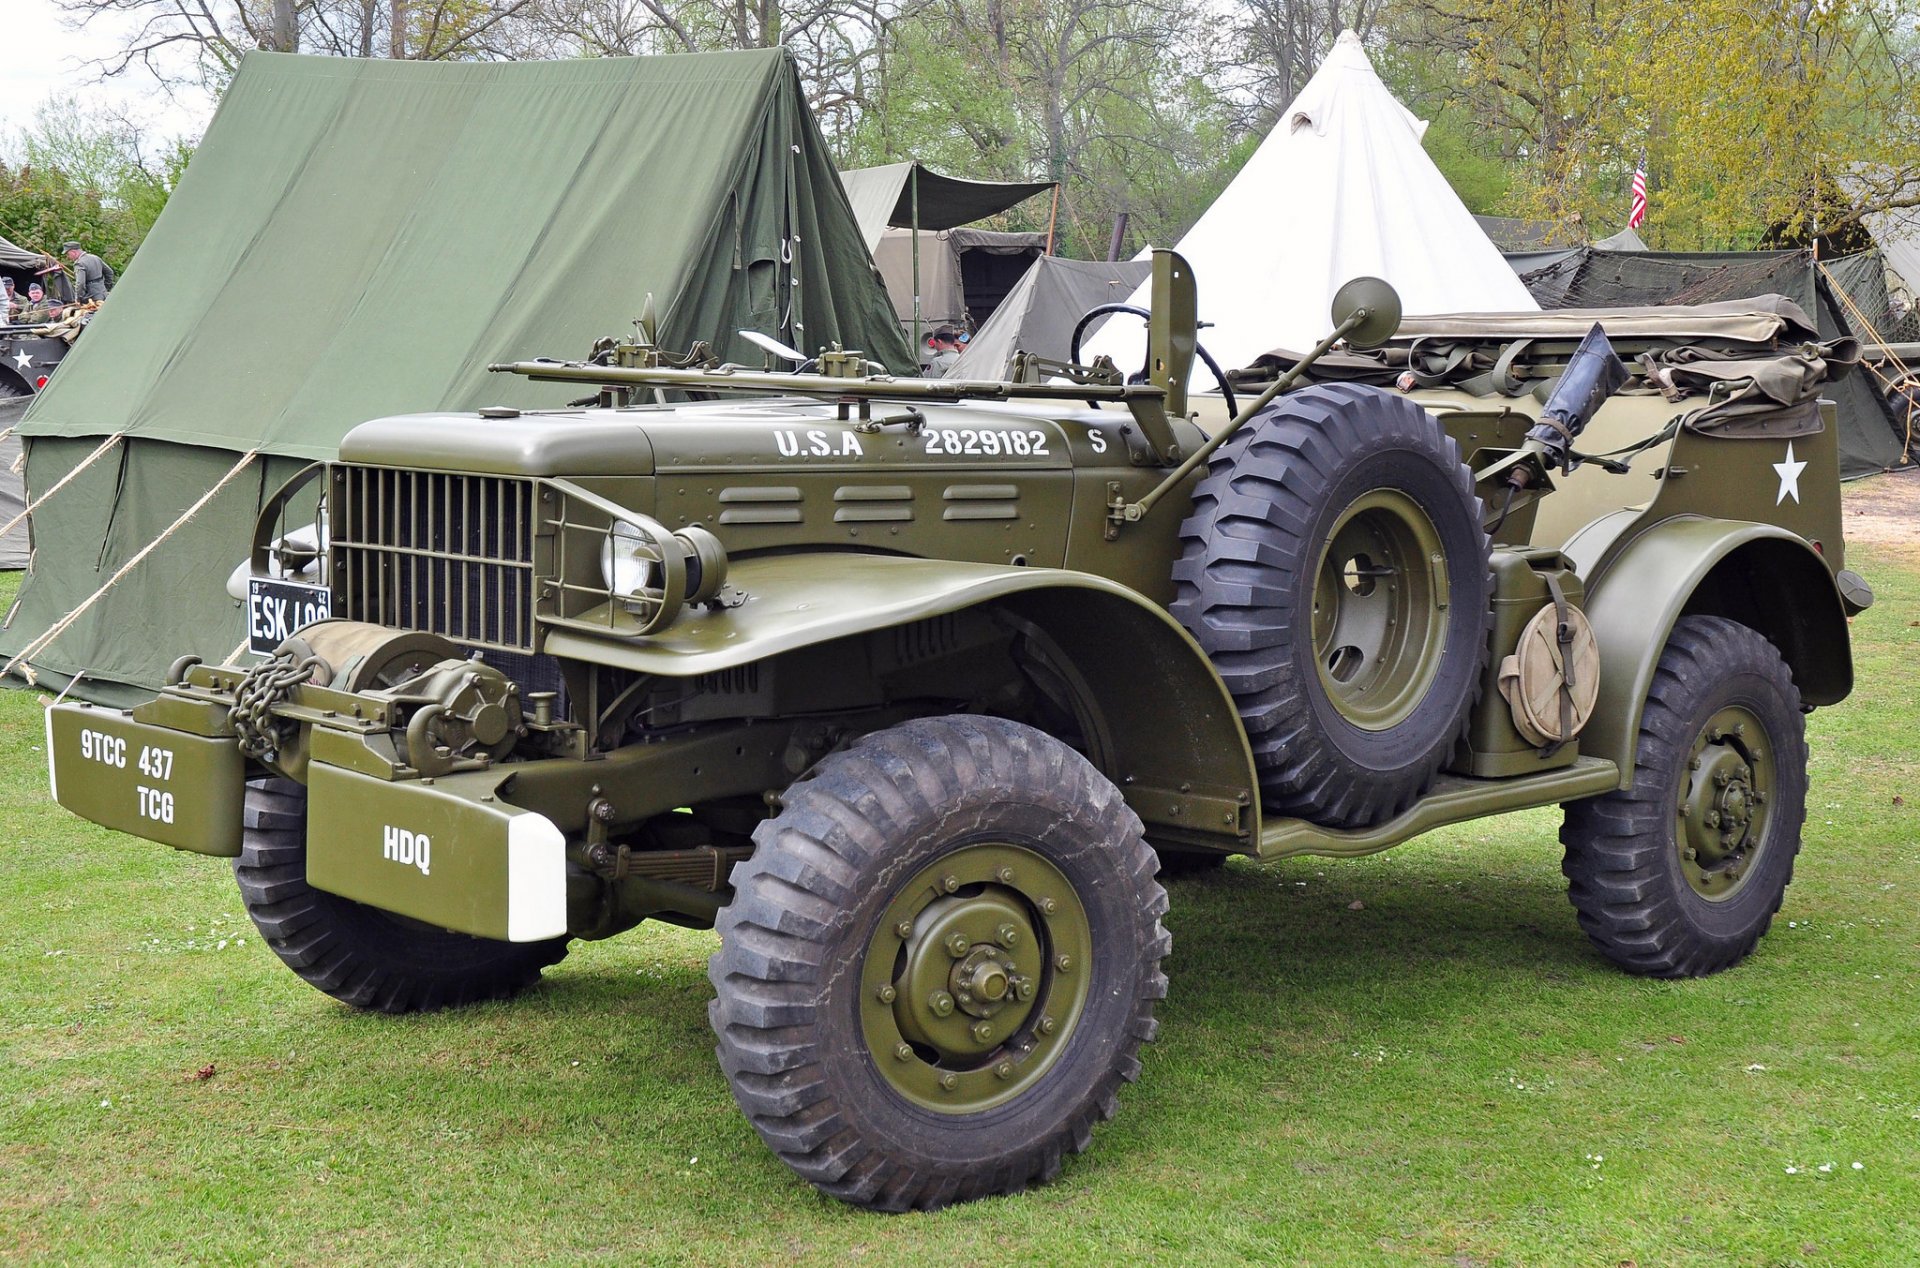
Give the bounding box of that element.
[10,349,30,371]
[1773,442,1807,505]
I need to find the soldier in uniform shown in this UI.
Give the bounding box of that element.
[16,282,56,323]
[921,326,964,377]
[64,241,109,303]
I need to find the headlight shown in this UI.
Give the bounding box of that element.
[600,520,660,597]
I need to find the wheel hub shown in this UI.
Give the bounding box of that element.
[1311,489,1449,732]
[860,843,1091,1113]
[1678,706,1775,900]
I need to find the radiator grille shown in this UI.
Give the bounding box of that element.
[331,466,537,652]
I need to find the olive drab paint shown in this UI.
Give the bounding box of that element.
[40,252,1864,1209]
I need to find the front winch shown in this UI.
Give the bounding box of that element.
[380,658,524,776]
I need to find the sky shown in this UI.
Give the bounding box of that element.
[0,0,219,151]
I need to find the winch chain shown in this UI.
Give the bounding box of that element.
[231,648,323,762]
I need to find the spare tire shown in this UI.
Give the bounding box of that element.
[1171,383,1492,827]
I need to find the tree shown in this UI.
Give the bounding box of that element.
[0,98,192,272]
[1226,0,1388,132]
[837,0,1235,258]
[1396,0,1920,248]
[54,0,544,76]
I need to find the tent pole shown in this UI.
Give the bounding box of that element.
[910,167,922,363]
[1045,186,1059,256]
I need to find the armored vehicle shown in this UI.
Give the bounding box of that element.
[44,255,1869,1210]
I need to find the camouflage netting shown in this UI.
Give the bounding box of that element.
[1512,248,1916,478]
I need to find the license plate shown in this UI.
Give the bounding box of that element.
[247,577,332,653]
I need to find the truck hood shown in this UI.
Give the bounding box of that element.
[337,399,1094,477]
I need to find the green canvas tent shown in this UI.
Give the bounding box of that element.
[0,48,911,702]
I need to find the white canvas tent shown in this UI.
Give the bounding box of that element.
[1085,30,1536,372]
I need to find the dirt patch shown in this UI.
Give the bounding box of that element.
[1843,469,1920,546]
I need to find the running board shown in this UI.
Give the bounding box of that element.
[1255,756,1621,860]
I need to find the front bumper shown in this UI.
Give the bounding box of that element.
[304,763,567,942]
[45,692,568,943]
[46,701,247,856]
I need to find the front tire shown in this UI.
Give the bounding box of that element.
[234,778,570,1012]
[1560,617,1809,976]
[709,716,1169,1211]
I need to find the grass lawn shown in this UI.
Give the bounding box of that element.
[2,520,1917,1265]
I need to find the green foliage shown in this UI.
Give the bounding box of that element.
[1391,0,1920,248]
[25,0,1920,268]
[0,99,193,273]
[2,524,1918,1261]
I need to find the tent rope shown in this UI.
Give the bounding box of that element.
[0,432,123,543]
[5,449,261,685]
[1817,259,1916,461]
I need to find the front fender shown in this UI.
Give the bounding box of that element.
[1580,518,1852,784]
[540,553,1260,851]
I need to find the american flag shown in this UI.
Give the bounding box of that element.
[1628,159,1648,228]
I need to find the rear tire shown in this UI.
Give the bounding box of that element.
[234,778,569,1012]
[1560,617,1808,976]
[710,716,1169,1211]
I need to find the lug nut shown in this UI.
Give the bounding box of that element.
[971,1021,994,1044]
[929,991,955,1017]
[1055,954,1073,972]
[994,1062,1014,1080]
[941,873,960,893]
[894,1043,913,1062]
[945,933,971,958]
[894,920,913,939]
[1683,847,1697,861]
[1039,1016,1056,1035]
[940,1073,958,1091]
[1016,978,1036,1001]
[996,866,1016,884]
[1705,812,1720,828]
[1037,897,1057,915]
[996,923,1020,948]
[876,984,897,1004]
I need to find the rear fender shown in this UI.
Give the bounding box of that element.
[1580,518,1852,785]
[540,553,1259,851]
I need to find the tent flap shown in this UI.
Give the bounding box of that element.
[840,162,1055,252]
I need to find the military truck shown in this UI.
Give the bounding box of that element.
[0,323,68,397]
[43,254,1870,1211]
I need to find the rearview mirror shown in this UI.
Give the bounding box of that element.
[1329,277,1402,349]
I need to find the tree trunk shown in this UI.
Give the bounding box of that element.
[390,0,408,58]
[271,0,298,51]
